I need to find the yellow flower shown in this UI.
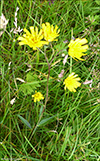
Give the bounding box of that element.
[68,38,88,60]
[42,22,60,42]
[32,91,44,102]
[63,72,81,92]
[18,26,48,50]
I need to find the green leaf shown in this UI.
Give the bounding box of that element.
[20,83,40,95]
[20,72,40,95]
[39,105,43,117]
[95,0,100,5]
[0,56,4,67]
[17,114,32,129]
[24,135,41,158]
[38,116,55,126]
[26,72,37,82]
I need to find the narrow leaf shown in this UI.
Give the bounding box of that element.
[17,115,32,129]
[24,135,41,158]
[38,116,55,126]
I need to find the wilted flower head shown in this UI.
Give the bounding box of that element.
[10,7,23,34]
[32,91,44,102]
[68,38,88,60]
[83,79,92,88]
[63,55,68,65]
[63,72,81,92]
[58,69,64,78]
[42,22,60,42]
[0,13,9,36]
[10,97,16,105]
[18,26,48,50]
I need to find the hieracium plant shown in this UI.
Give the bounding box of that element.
[17,22,88,116]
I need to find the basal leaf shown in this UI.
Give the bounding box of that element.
[17,114,32,129]
[38,116,55,126]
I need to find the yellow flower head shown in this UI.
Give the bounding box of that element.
[42,22,60,42]
[68,38,88,60]
[63,72,81,92]
[32,91,44,102]
[18,26,48,50]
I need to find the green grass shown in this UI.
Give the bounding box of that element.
[0,0,100,160]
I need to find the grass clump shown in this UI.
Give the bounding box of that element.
[0,0,100,160]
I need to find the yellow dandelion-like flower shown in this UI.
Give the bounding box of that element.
[68,38,88,60]
[42,22,60,42]
[32,91,44,102]
[18,26,48,50]
[63,72,81,92]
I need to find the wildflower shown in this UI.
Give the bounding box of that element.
[68,38,88,60]
[32,91,44,102]
[42,22,60,42]
[18,26,48,50]
[0,13,9,36]
[63,72,81,92]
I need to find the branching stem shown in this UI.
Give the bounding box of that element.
[28,48,63,142]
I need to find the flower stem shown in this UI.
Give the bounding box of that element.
[70,28,73,74]
[28,48,50,142]
[70,56,72,74]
